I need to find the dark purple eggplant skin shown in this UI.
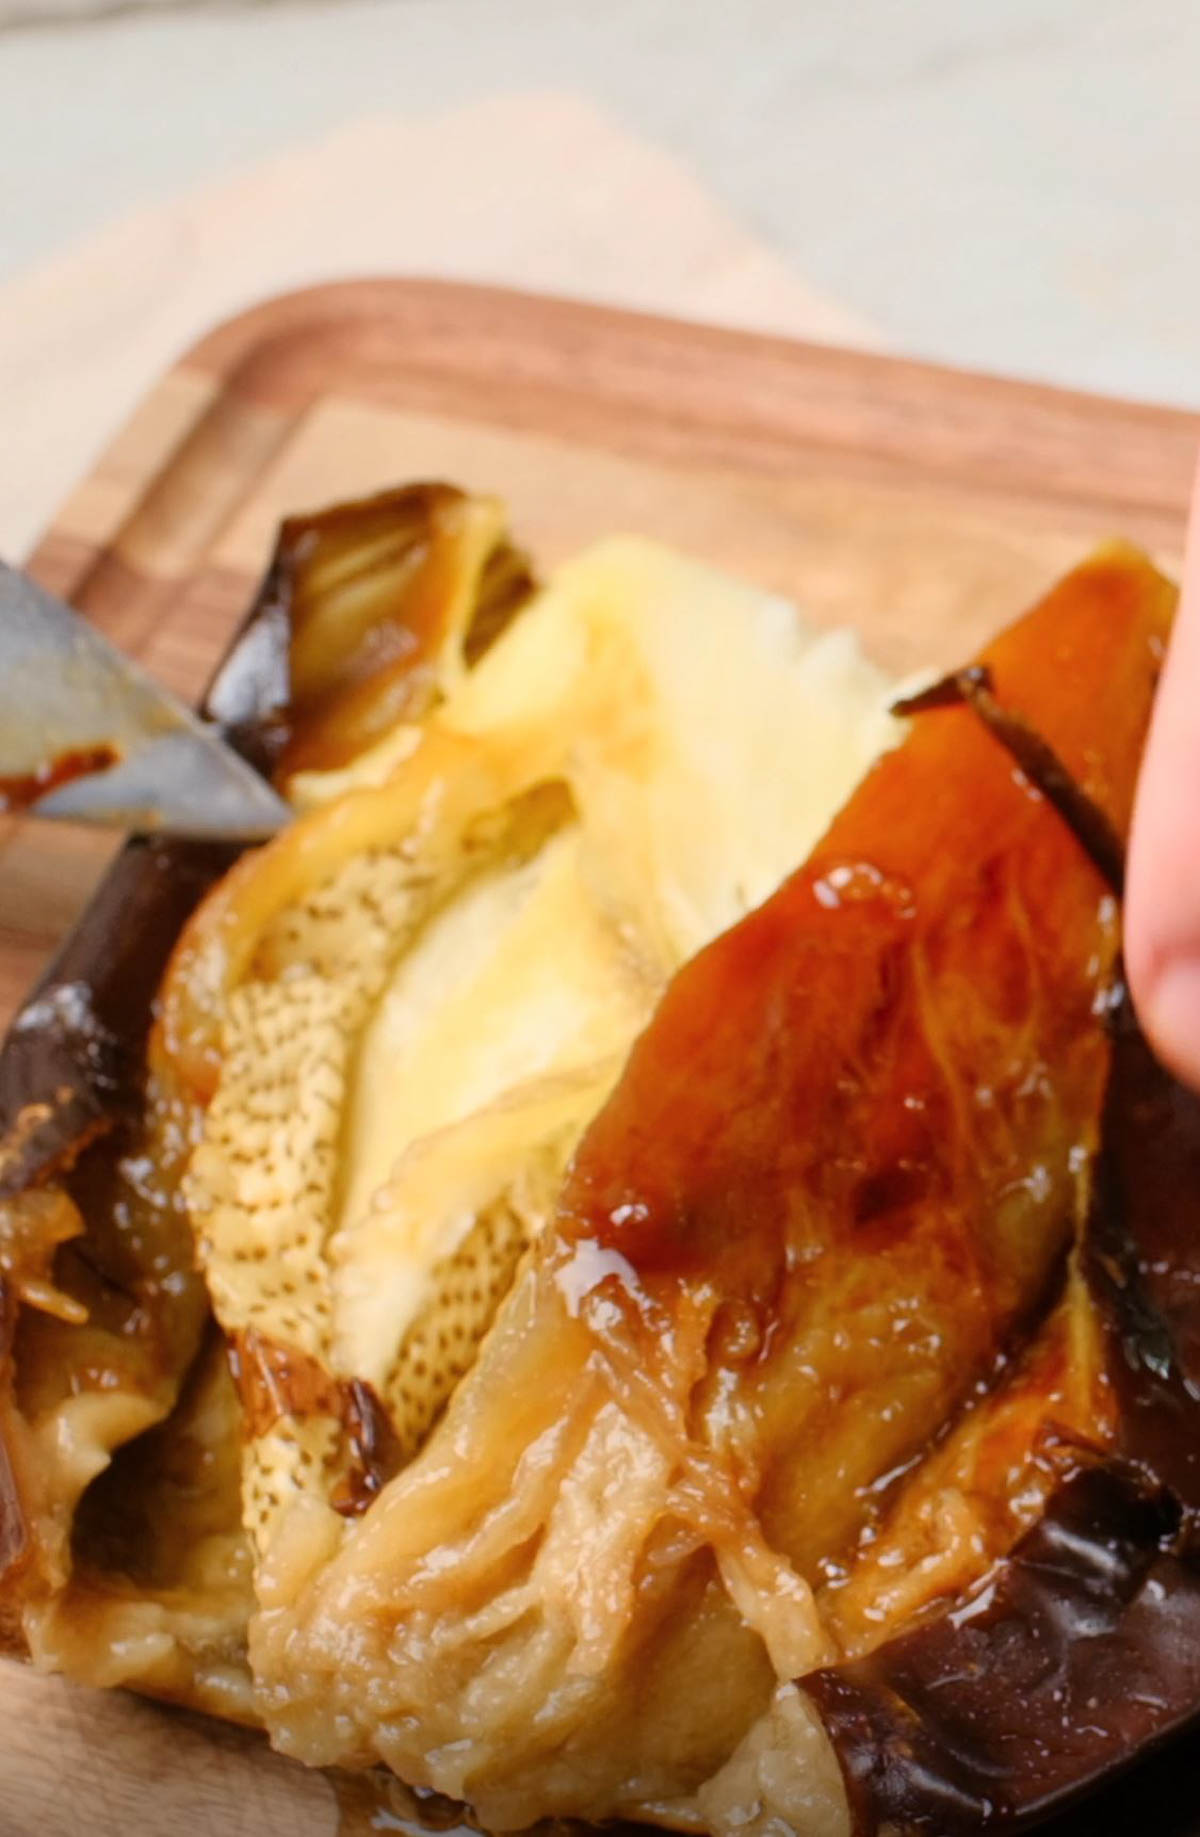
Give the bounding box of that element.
[0,837,241,1194]
[0,579,289,1192]
[804,986,1200,1834]
[0,574,288,1637]
[1040,1727,1200,1836]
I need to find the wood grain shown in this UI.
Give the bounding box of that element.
[3,279,1198,1832]
[0,1659,337,1837]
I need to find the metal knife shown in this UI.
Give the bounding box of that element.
[0,563,290,841]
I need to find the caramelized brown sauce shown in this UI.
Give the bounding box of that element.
[231,1329,400,1515]
[0,744,121,812]
[333,1773,479,1837]
[274,484,534,779]
[330,1772,646,1837]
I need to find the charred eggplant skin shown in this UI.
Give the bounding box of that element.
[0,838,239,1195]
[807,1459,1200,1831]
[805,893,1200,1824]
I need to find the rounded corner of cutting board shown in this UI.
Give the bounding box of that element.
[36,277,1200,582]
[175,275,467,374]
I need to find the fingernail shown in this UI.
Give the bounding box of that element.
[1141,958,1200,1092]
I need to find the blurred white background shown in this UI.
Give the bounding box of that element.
[1,0,1197,549]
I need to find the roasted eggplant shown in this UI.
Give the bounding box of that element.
[0,489,898,1729]
[0,502,1195,1837]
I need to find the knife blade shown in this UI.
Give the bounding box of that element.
[0,563,291,840]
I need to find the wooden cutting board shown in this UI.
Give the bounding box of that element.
[2,279,1198,1837]
[7,277,1199,1035]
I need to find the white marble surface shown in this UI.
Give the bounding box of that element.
[2,0,1198,550]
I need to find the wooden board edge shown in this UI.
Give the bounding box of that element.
[176,278,1200,517]
[25,279,1200,625]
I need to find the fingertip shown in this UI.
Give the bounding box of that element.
[1124,445,1200,1089]
[1129,954,1200,1093]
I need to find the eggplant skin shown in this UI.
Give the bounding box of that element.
[806,1463,1200,1832]
[803,968,1200,1830]
[0,838,240,1197]
[0,459,333,1189]
[223,482,535,782]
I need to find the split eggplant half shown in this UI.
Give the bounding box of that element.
[0,482,536,1710]
[0,493,1194,1837]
